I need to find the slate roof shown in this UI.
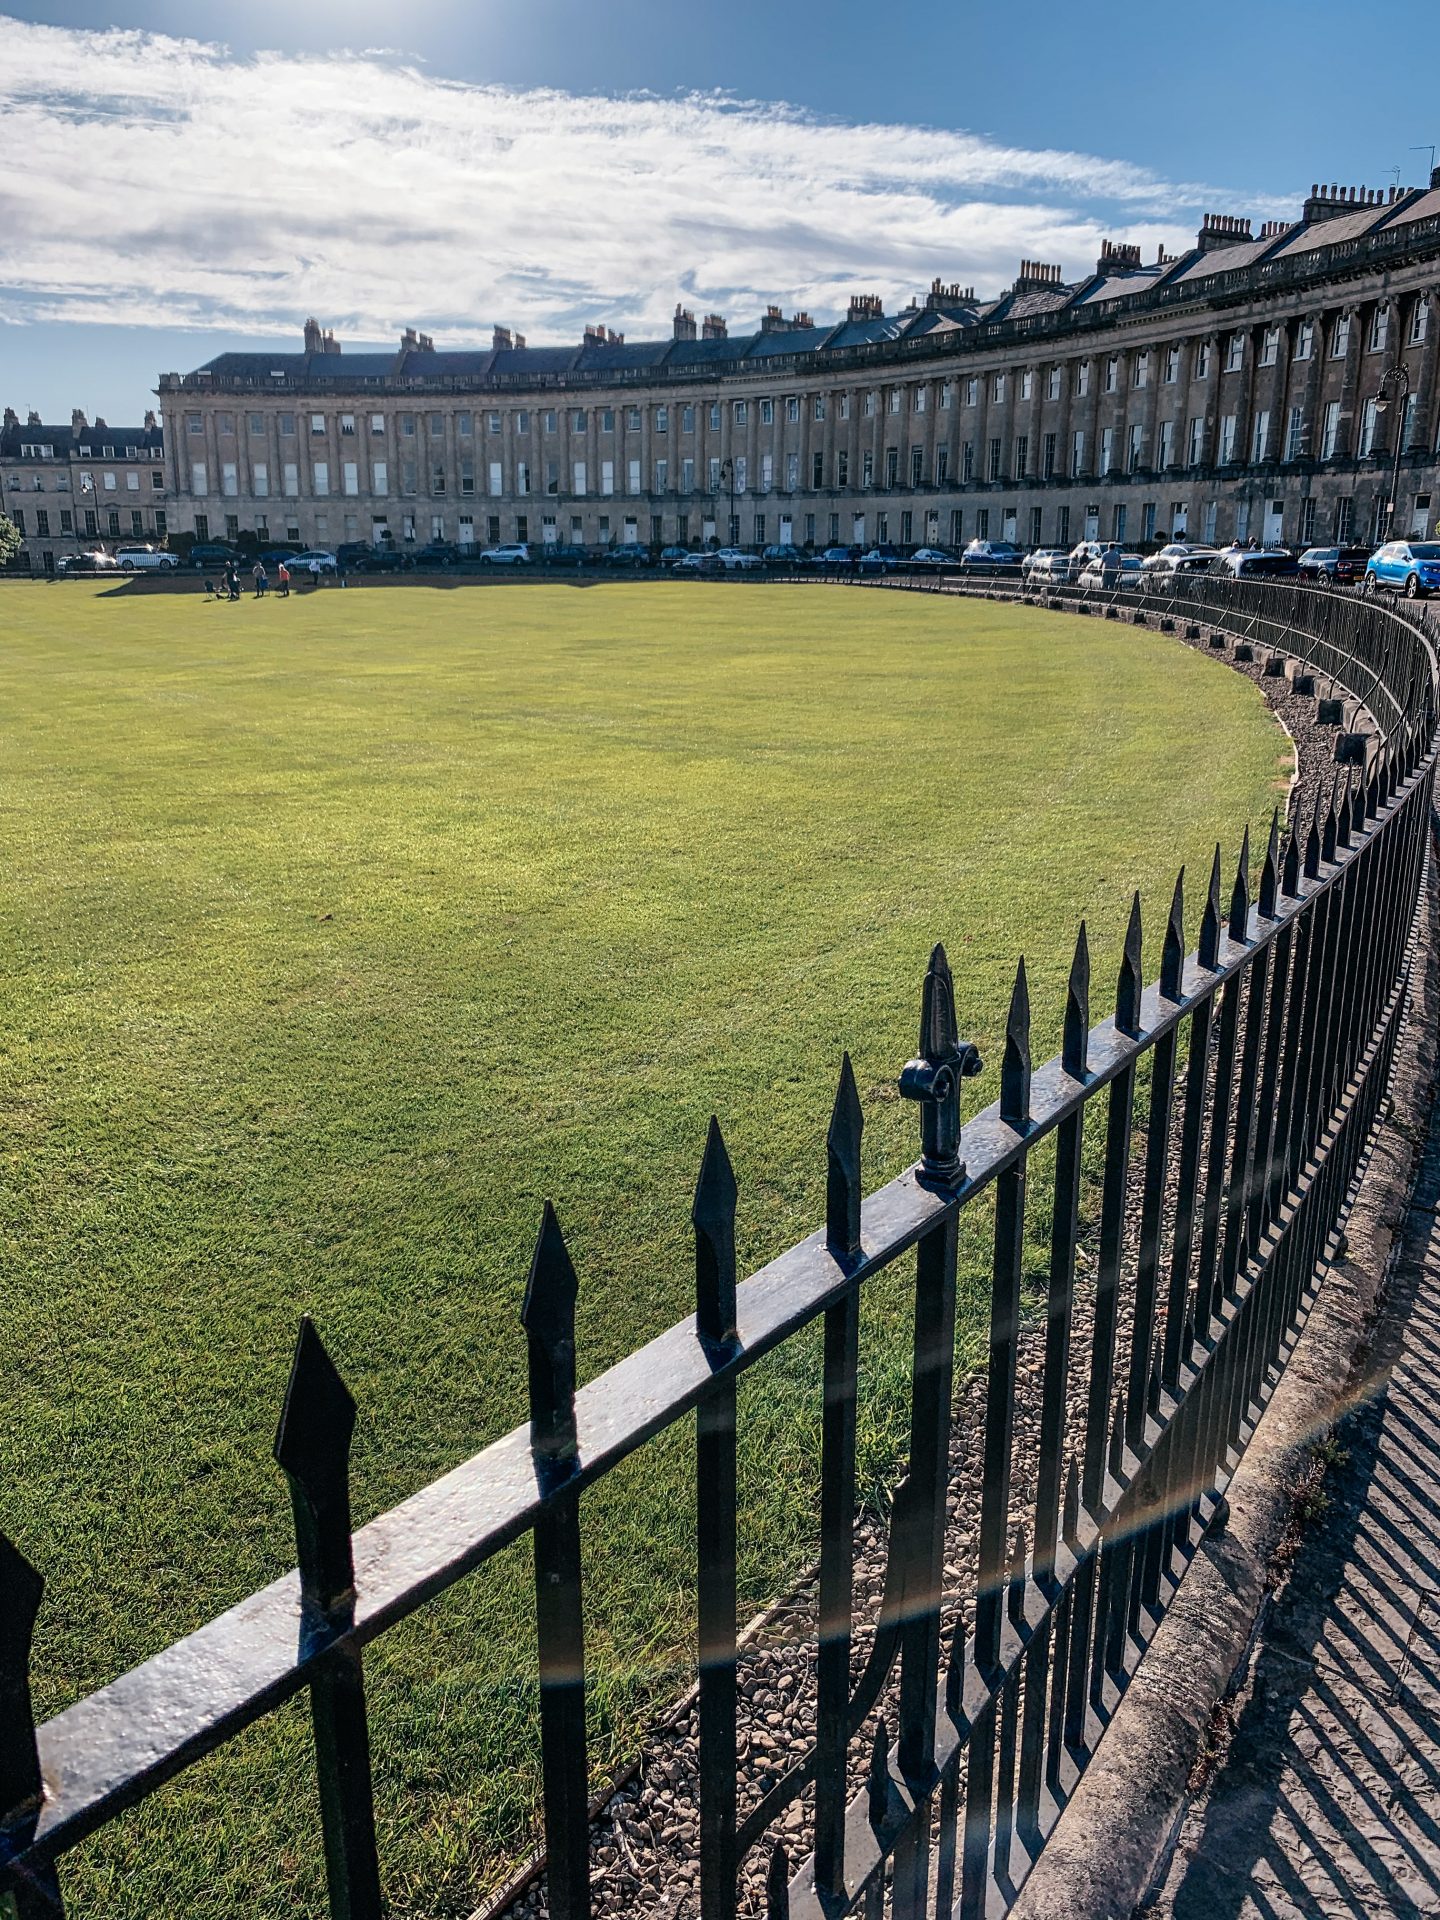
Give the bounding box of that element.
[1,420,163,457]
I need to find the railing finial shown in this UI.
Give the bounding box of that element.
[826,1052,864,1258]
[1259,810,1280,918]
[273,1316,358,1618]
[522,1201,581,1468]
[899,943,981,1186]
[1228,826,1251,942]
[1000,957,1032,1129]
[1161,870,1185,999]
[0,1531,45,1827]
[1063,922,1090,1079]
[693,1115,739,1347]
[1199,845,1223,969]
[1116,892,1143,1037]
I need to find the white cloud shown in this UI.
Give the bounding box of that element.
[0,14,1283,354]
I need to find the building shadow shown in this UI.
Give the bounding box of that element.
[1156,1120,1440,1920]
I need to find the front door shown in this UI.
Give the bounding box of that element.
[1264,498,1285,545]
[1084,506,1100,541]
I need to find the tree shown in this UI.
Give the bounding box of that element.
[0,514,21,569]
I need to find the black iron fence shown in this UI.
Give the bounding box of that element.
[1,580,1435,1920]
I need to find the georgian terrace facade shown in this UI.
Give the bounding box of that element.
[157,177,1440,560]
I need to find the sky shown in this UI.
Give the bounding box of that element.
[2,0,1438,422]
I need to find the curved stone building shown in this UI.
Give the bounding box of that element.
[157,175,1440,558]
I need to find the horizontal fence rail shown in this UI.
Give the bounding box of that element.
[1,582,1436,1920]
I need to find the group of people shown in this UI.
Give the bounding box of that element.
[207,559,292,601]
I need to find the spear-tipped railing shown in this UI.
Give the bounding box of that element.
[0,581,1435,1920]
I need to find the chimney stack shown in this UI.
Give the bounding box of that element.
[493,325,513,350]
[1095,239,1143,274]
[846,294,884,322]
[1194,213,1254,252]
[303,316,323,354]
[701,312,727,340]
[673,304,696,340]
[1013,260,1063,294]
[71,408,88,432]
[143,410,157,430]
[925,278,976,308]
[27,410,42,427]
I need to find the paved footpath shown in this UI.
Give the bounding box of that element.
[1149,1098,1440,1919]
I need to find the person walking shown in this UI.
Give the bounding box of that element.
[252,561,268,598]
[277,560,290,598]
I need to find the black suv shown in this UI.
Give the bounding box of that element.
[342,544,408,574]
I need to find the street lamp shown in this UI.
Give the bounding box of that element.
[1371,362,1411,541]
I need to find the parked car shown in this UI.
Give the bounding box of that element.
[961,540,1022,568]
[290,549,339,575]
[347,546,409,573]
[909,547,959,568]
[857,545,904,574]
[1210,549,1299,579]
[57,549,119,573]
[1078,553,1146,590]
[477,542,531,565]
[1363,540,1440,598]
[761,544,806,567]
[410,541,460,568]
[1141,546,1219,578]
[660,545,693,566]
[188,542,242,570]
[1068,540,1120,569]
[604,544,654,568]
[817,545,861,568]
[532,543,589,568]
[1021,547,1073,582]
[713,547,762,570]
[672,551,721,572]
[114,544,178,572]
[1297,545,1373,587]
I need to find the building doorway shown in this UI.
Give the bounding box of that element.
[1263,498,1284,545]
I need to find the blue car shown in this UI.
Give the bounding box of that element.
[1363,540,1440,599]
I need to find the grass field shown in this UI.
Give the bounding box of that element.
[0,579,1288,1915]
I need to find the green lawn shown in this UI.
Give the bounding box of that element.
[0,580,1287,1915]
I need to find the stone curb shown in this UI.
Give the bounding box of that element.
[1011,823,1440,1920]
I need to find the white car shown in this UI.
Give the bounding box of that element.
[1141,546,1219,577]
[1022,548,1074,582]
[1078,553,1146,590]
[114,545,178,572]
[290,549,338,575]
[713,547,762,570]
[479,543,531,565]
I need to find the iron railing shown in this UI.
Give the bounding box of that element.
[0,580,1435,1920]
